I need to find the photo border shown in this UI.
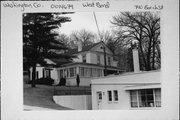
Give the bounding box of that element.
[1,0,179,120]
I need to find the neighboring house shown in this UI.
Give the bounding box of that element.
[91,46,161,110]
[29,59,59,84]
[57,41,122,86]
[28,41,121,86]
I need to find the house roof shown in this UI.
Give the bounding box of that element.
[91,70,161,85]
[65,41,112,55]
[124,83,161,90]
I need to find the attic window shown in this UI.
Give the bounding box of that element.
[82,55,86,63]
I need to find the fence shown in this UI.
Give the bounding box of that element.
[53,86,91,95]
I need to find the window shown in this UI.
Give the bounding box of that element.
[69,67,76,77]
[70,68,74,77]
[84,68,88,77]
[66,69,69,77]
[97,69,100,77]
[59,70,63,78]
[97,92,102,100]
[97,55,100,64]
[108,57,111,66]
[45,70,50,78]
[80,67,84,76]
[113,90,118,101]
[130,88,161,108]
[107,91,112,101]
[82,55,86,63]
[130,91,138,107]
[154,89,161,107]
[90,68,93,77]
[79,67,103,77]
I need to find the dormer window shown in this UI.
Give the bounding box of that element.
[82,55,86,63]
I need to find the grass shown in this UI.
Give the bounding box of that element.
[24,84,72,110]
[23,84,91,110]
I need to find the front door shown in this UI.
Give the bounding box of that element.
[97,91,102,109]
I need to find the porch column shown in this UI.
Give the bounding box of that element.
[43,69,45,78]
[76,66,80,75]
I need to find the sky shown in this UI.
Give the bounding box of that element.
[58,12,120,36]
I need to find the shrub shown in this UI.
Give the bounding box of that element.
[58,78,66,86]
[28,77,54,86]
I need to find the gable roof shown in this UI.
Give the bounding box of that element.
[65,41,112,55]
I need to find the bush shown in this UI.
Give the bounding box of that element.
[28,77,54,86]
[58,78,66,86]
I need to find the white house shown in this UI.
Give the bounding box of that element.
[57,41,122,86]
[29,59,59,84]
[91,47,161,110]
[28,41,122,86]
[91,71,161,110]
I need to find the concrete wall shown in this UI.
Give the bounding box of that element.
[53,95,92,110]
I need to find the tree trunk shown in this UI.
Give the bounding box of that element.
[31,64,36,87]
[139,39,147,71]
[152,41,155,70]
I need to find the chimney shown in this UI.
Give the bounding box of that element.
[132,46,140,73]
[77,40,82,52]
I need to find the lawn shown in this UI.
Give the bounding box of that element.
[23,84,91,110]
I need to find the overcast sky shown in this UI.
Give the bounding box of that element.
[58,12,119,36]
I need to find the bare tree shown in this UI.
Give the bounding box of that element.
[111,12,160,71]
[97,31,114,43]
[70,29,95,47]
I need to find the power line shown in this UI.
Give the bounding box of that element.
[93,12,101,40]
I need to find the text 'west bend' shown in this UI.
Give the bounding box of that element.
[82,2,110,8]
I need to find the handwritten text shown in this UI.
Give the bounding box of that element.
[2,2,43,11]
[50,4,74,10]
[82,2,110,9]
[134,5,163,10]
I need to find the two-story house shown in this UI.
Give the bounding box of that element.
[28,41,122,86]
[57,41,122,86]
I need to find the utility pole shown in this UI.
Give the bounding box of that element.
[93,12,107,76]
[103,45,107,76]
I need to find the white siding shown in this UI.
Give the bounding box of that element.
[90,53,97,64]
[30,67,58,82]
[91,71,161,110]
[92,84,131,110]
[86,52,91,63]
